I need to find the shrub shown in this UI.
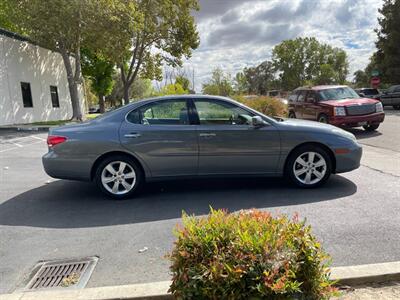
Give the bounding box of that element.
[233,95,288,118]
[169,209,337,300]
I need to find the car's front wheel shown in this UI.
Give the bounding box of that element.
[288,111,296,118]
[393,105,400,110]
[286,145,332,188]
[95,155,143,199]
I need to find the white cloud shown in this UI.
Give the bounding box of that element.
[179,0,383,92]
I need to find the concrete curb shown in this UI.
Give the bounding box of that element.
[1,262,399,300]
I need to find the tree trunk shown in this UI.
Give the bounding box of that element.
[98,94,105,113]
[60,48,83,121]
[123,84,130,105]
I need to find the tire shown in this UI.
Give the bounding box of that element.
[318,114,329,124]
[286,145,332,188]
[363,124,380,131]
[288,111,296,118]
[95,155,143,199]
[393,105,400,110]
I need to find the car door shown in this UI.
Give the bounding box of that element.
[296,90,307,119]
[392,86,400,105]
[380,86,394,106]
[192,98,281,175]
[302,91,319,120]
[120,99,198,177]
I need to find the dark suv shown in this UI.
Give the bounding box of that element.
[355,88,380,99]
[288,85,385,131]
[378,85,400,110]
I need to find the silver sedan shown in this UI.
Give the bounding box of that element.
[42,95,362,199]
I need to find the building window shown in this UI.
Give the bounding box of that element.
[50,86,60,108]
[21,82,33,108]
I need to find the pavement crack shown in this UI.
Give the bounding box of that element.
[361,164,400,178]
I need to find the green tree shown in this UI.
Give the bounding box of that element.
[375,0,400,83]
[104,0,200,105]
[242,60,277,95]
[353,70,369,87]
[175,76,191,91]
[202,68,234,96]
[3,0,114,120]
[158,83,188,96]
[234,72,248,94]
[81,49,115,113]
[107,73,155,106]
[272,37,349,90]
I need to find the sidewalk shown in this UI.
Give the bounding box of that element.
[336,281,400,300]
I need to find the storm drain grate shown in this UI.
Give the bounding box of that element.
[25,256,98,290]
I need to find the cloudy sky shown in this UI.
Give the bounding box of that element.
[181,0,383,92]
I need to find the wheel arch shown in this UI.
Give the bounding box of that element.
[90,151,148,181]
[284,142,337,174]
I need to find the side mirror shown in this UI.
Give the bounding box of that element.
[359,93,365,97]
[308,97,315,103]
[252,116,264,127]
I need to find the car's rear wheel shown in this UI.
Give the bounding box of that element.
[363,124,379,131]
[318,114,329,124]
[393,105,400,110]
[288,111,296,118]
[286,145,332,188]
[95,155,143,199]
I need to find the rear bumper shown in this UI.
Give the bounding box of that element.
[334,143,362,174]
[42,151,92,181]
[330,112,385,127]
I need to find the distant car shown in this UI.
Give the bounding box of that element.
[288,85,385,131]
[43,95,362,199]
[355,88,380,99]
[378,85,400,110]
[88,107,100,114]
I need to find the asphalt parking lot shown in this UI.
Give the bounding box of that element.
[0,109,399,294]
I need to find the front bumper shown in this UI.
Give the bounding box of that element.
[330,112,385,127]
[334,143,362,173]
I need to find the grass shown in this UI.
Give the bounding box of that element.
[30,120,68,126]
[86,113,101,120]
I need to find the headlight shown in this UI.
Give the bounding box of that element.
[376,102,383,113]
[334,107,346,116]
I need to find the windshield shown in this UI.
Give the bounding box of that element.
[362,89,379,95]
[318,87,360,101]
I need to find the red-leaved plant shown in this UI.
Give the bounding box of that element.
[169,208,338,299]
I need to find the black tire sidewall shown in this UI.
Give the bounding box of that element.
[286,145,332,188]
[95,155,143,199]
[318,114,329,123]
[289,111,296,118]
[363,124,379,131]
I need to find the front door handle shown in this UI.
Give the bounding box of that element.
[199,133,216,137]
[124,133,141,138]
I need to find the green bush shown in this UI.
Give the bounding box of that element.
[169,209,337,300]
[233,95,288,118]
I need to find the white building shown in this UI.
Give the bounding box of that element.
[0,28,85,126]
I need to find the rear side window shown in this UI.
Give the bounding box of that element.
[288,92,298,102]
[394,86,400,93]
[297,90,307,102]
[126,100,190,125]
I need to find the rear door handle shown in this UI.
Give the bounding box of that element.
[124,133,141,138]
[199,133,216,137]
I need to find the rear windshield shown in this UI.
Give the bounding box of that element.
[362,89,379,95]
[318,87,359,101]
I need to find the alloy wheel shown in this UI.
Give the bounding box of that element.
[101,161,136,195]
[293,152,327,185]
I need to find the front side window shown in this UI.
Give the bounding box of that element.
[21,82,33,107]
[288,92,298,102]
[50,86,60,108]
[318,87,359,101]
[306,91,317,102]
[126,100,189,125]
[194,100,255,125]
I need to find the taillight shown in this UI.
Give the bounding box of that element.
[47,135,67,147]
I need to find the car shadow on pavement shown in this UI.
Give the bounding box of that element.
[348,128,382,140]
[0,175,357,229]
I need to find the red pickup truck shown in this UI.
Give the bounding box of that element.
[288,85,385,131]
